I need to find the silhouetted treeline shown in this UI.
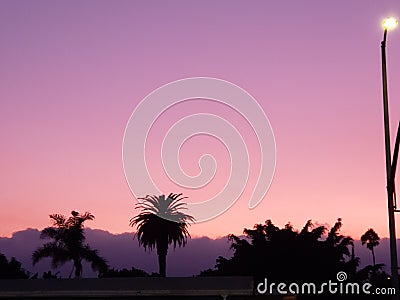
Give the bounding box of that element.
[100,267,149,278]
[0,253,29,279]
[200,218,357,283]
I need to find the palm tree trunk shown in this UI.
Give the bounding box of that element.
[74,259,83,278]
[157,239,168,277]
[158,254,167,277]
[69,265,75,279]
[372,247,376,267]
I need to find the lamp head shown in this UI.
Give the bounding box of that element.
[383,17,398,30]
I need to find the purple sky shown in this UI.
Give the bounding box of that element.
[1,1,400,240]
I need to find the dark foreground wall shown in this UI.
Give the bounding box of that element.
[0,277,259,299]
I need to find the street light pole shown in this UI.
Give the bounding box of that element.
[381,18,399,298]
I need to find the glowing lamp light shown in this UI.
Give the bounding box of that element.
[382,17,398,30]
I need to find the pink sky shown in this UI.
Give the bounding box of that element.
[1,0,400,240]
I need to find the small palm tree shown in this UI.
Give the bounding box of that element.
[130,193,194,277]
[361,228,380,267]
[32,211,108,278]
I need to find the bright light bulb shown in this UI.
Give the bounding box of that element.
[383,17,398,30]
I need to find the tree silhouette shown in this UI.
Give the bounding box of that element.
[361,228,380,267]
[100,267,149,278]
[0,253,29,279]
[130,193,194,277]
[32,211,108,278]
[201,218,358,285]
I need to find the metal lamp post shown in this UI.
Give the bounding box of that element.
[381,17,399,298]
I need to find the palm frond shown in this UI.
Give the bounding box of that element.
[81,245,108,273]
[130,193,194,263]
[32,242,70,268]
[49,214,67,227]
[40,227,60,240]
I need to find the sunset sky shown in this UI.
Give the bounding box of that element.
[1,0,400,240]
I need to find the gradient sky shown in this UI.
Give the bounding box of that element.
[1,0,400,240]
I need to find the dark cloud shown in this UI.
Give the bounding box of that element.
[0,229,232,277]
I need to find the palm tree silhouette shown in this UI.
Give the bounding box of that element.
[202,218,358,284]
[32,211,108,278]
[361,228,380,267]
[130,193,194,277]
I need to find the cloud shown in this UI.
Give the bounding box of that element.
[0,228,232,277]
